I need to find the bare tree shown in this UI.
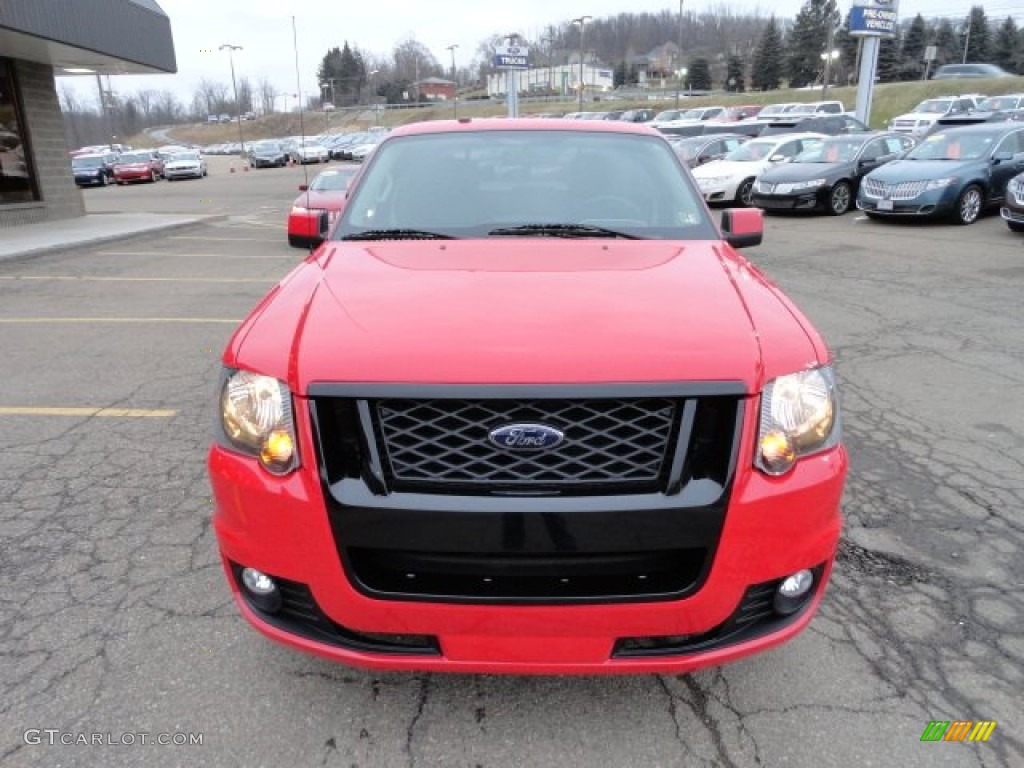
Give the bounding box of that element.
[256,76,278,115]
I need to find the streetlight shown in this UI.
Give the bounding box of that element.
[321,83,332,131]
[820,49,840,98]
[446,44,459,118]
[219,44,245,153]
[675,1,684,108]
[678,67,688,97]
[571,16,591,113]
[367,69,380,126]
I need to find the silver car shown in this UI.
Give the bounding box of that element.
[163,151,208,180]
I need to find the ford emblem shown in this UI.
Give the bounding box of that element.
[488,423,565,451]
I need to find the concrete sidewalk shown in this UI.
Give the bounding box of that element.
[0,213,217,262]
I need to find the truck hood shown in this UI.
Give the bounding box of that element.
[229,240,825,394]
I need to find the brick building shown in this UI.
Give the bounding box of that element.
[413,77,456,101]
[0,0,176,228]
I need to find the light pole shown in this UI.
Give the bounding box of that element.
[820,49,840,99]
[675,1,684,108]
[321,84,332,131]
[219,43,245,153]
[572,16,591,113]
[446,44,459,118]
[367,69,380,126]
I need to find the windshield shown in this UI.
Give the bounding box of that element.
[906,132,997,161]
[978,96,1021,111]
[670,138,705,161]
[254,142,281,152]
[723,140,779,162]
[335,130,714,240]
[653,110,682,121]
[914,99,952,114]
[310,169,357,191]
[679,109,705,119]
[117,152,151,164]
[794,138,864,163]
[72,156,104,168]
[788,104,818,115]
[170,152,200,162]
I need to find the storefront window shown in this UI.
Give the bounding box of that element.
[1,59,39,204]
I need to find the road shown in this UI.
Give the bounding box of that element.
[0,164,1021,767]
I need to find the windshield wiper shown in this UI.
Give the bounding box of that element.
[487,223,640,239]
[342,228,454,241]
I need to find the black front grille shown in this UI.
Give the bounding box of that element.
[347,547,706,603]
[375,397,678,493]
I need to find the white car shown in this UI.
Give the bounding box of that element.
[293,139,329,164]
[691,133,826,206]
[659,106,727,126]
[888,96,981,137]
[163,151,207,180]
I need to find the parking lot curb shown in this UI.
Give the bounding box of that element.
[0,214,231,263]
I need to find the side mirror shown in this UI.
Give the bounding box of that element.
[721,208,763,249]
[769,154,786,163]
[298,184,309,191]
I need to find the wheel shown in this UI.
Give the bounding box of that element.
[578,194,646,220]
[828,181,851,216]
[1008,221,1024,233]
[951,184,983,225]
[735,177,755,207]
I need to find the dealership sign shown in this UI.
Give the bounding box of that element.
[850,0,899,37]
[493,44,530,70]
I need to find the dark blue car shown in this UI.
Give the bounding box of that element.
[856,123,1024,225]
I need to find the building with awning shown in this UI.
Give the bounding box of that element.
[0,0,176,227]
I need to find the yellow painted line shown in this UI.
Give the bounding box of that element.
[0,407,176,418]
[0,317,240,324]
[0,276,273,284]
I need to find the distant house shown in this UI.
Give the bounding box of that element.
[633,42,680,78]
[413,77,456,101]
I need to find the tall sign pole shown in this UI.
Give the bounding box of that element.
[493,39,530,118]
[849,0,900,127]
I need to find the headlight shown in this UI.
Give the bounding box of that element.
[790,178,827,191]
[756,366,840,475]
[219,370,299,474]
[925,178,957,190]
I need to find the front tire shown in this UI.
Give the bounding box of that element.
[1008,221,1024,233]
[952,184,983,225]
[828,181,851,216]
[735,178,755,207]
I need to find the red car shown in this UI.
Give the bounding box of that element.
[112,150,164,184]
[286,167,359,248]
[210,119,847,675]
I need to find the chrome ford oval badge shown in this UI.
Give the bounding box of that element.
[488,423,565,451]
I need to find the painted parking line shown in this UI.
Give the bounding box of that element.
[0,317,241,324]
[0,276,274,284]
[0,407,176,418]
[95,251,292,259]
[169,236,272,242]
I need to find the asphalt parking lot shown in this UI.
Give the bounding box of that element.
[1,162,1022,767]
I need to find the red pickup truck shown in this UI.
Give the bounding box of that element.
[209,119,847,674]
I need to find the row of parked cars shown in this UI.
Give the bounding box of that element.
[69,144,208,186]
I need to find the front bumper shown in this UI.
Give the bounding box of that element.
[209,393,846,674]
[165,167,202,178]
[114,169,154,182]
[1001,205,1024,225]
[856,186,959,217]
[73,173,105,186]
[253,157,284,167]
[751,189,828,212]
[695,179,742,204]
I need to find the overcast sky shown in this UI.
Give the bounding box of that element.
[58,0,993,109]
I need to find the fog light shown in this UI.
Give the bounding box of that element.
[240,567,282,613]
[773,569,814,615]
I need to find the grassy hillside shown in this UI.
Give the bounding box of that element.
[129,76,1024,147]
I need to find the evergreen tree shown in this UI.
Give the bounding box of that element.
[786,0,840,88]
[960,6,990,63]
[834,11,860,84]
[725,55,746,92]
[876,33,901,83]
[900,14,928,80]
[993,17,1020,73]
[688,57,712,90]
[933,19,959,66]
[752,16,785,91]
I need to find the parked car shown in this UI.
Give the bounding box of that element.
[659,106,727,127]
[618,108,655,123]
[889,96,981,137]
[719,105,763,122]
[248,141,287,168]
[856,123,1024,225]
[1001,171,1024,232]
[287,166,360,248]
[759,115,871,137]
[756,103,802,120]
[209,118,847,675]
[668,134,748,169]
[648,108,689,128]
[163,150,208,180]
[207,115,219,124]
[785,101,846,116]
[932,63,1014,79]
[349,133,385,162]
[925,93,1024,134]
[293,138,329,164]
[71,152,116,187]
[112,150,164,184]
[692,132,826,205]
[218,114,232,123]
[752,133,915,215]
